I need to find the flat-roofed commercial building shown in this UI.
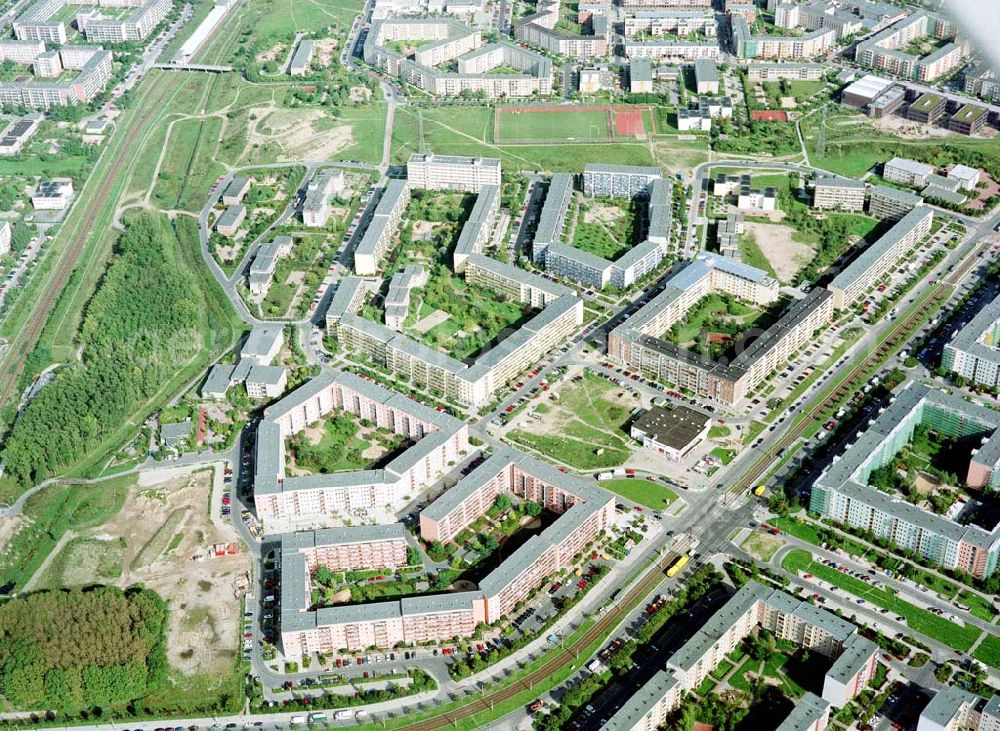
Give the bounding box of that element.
[406,153,501,192]
[693,58,718,93]
[828,206,931,309]
[630,405,709,461]
[906,92,947,124]
[354,178,410,275]
[813,176,865,212]
[942,292,1000,389]
[629,57,652,93]
[811,384,1000,578]
[867,184,921,221]
[949,104,988,136]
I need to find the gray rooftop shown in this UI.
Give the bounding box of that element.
[600,670,678,731]
[534,173,574,248]
[829,207,932,295]
[242,325,284,364]
[945,291,1000,369]
[775,693,830,731]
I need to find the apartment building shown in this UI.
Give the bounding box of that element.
[0,45,112,108]
[452,184,499,273]
[539,168,670,290]
[604,580,877,730]
[222,176,250,205]
[620,0,710,6]
[384,264,427,330]
[281,525,409,573]
[947,164,981,191]
[288,39,314,76]
[254,371,470,528]
[531,172,574,265]
[717,212,743,258]
[0,221,10,257]
[942,292,1000,390]
[828,206,932,309]
[582,163,661,198]
[77,0,171,42]
[918,687,1000,731]
[732,14,834,60]
[811,384,1000,578]
[609,253,835,406]
[302,169,345,227]
[883,156,934,186]
[406,153,501,193]
[0,39,45,63]
[622,9,716,38]
[215,203,246,237]
[629,58,652,93]
[365,19,552,98]
[855,11,962,81]
[813,176,866,212]
[354,178,410,275]
[867,184,922,221]
[514,1,609,59]
[624,39,719,61]
[333,257,581,407]
[324,277,368,335]
[747,62,824,81]
[280,445,613,657]
[248,235,293,298]
[964,64,1000,104]
[245,366,288,400]
[201,325,287,400]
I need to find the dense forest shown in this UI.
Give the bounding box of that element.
[0,587,168,710]
[2,213,204,484]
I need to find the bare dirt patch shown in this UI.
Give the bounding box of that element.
[256,43,287,63]
[314,38,339,67]
[914,473,941,496]
[0,514,27,550]
[412,220,444,239]
[584,204,625,224]
[44,470,249,676]
[413,309,450,334]
[873,115,956,139]
[349,86,372,104]
[744,221,813,282]
[247,106,352,161]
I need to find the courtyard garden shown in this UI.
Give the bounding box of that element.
[662,293,767,359]
[570,195,644,261]
[285,411,408,475]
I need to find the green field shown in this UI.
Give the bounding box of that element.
[497,109,610,143]
[782,549,982,652]
[973,634,1000,670]
[600,478,677,511]
[152,117,225,212]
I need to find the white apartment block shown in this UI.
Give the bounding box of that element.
[813,176,866,212]
[354,178,410,275]
[624,39,719,61]
[623,9,716,38]
[0,221,11,257]
[406,153,501,193]
[883,156,934,186]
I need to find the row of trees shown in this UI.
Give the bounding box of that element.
[0,587,168,711]
[2,213,205,485]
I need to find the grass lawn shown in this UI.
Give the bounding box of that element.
[571,198,638,261]
[709,424,731,439]
[740,232,779,279]
[710,447,734,465]
[782,549,981,652]
[152,116,225,212]
[600,479,677,511]
[959,590,998,623]
[663,293,763,357]
[741,531,783,562]
[498,109,609,143]
[769,516,874,558]
[507,371,636,470]
[973,633,1000,670]
[743,421,766,445]
[0,475,134,591]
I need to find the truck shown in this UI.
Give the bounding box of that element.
[753,485,766,497]
[308,713,327,723]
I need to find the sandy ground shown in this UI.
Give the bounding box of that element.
[0,514,27,553]
[256,43,286,63]
[247,106,352,161]
[314,39,339,67]
[349,86,372,103]
[413,308,450,334]
[412,220,445,239]
[913,474,941,496]
[743,221,813,282]
[41,471,250,676]
[584,204,625,225]
[873,115,955,139]
[780,96,796,109]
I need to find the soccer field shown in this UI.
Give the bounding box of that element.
[497,108,610,143]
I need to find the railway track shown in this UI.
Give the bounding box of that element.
[397,541,692,731]
[726,231,991,499]
[0,78,175,409]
